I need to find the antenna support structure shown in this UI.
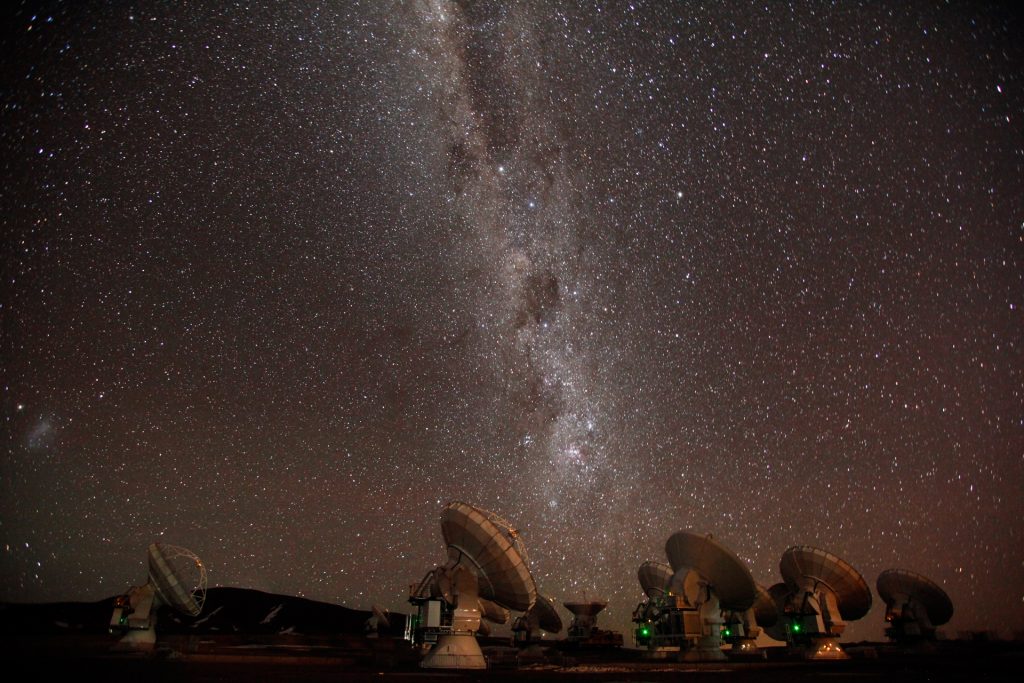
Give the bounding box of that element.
[632,532,769,661]
[109,543,207,651]
[408,502,537,669]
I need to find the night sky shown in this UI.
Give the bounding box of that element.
[2,2,1021,642]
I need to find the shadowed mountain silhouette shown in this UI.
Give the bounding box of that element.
[1,587,405,637]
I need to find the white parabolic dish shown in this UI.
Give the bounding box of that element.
[638,561,673,598]
[877,568,953,626]
[664,531,757,611]
[530,594,563,633]
[441,501,537,611]
[780,546,871,620]
[563,599,608,617]
[147,542,206,616]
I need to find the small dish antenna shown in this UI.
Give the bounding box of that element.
[633,561,689,652]
[109,543,207,650]
[877,569,952,643]
[408,501,537,669]
[776,545,872,659]
[562,596,623,646]
[638,561,673,599]
[563,598,608,640]
[512,594,562,643]
[367,604,391,637]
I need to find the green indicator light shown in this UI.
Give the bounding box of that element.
[792,622,801,633]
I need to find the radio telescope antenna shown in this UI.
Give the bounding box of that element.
[776,545,872,659]
[638,561,673,599]
[633,561,688,652]
[563,598,608,640]
[751,583,779,629]
[408,501,537,669]
[109,543,207,650]
[478,597,510,626]
[664,531,758,661]
[877,569,952,644]
[512,594,563,643]
[720,582,780,657]
[763,582,792,643]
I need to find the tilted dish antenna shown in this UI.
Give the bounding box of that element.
[109,543,207,649]
[477,598,510,626]
[410,501,537,669]
[474,598,509,638]
[876,569,952,643]
[531,594,563,633]
[665,532,757,612]
[751,583,779,628]
[665,531,757,660]
[720,582,780,657]
[441,502,536,610]
[633,560,693,650]
[762,582,792,642]
[638,561,673,599]
[778,545,871,659]
[513,593,563,643]
[369,604,391,635]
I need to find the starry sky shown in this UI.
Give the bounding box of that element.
[2,1,1021,643]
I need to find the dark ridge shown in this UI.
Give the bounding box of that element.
[0,598,117,635]
[161,586,372,636]
[0,587,407,637]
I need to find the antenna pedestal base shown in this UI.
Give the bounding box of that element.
[685,594,726,661]
[728,638,765,659]
[801,636,848,660]
[112,626,157,651]
[686,640,728,662]
[421,633,487,669]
